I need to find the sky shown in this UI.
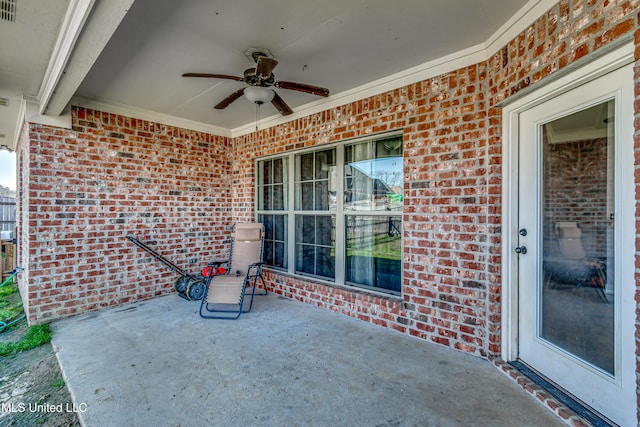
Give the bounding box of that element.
[0,150,16,190]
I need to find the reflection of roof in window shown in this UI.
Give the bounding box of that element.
[348,157,403,187]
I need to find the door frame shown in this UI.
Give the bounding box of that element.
[500,43,634,361]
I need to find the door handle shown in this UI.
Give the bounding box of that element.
[515,246,527,254]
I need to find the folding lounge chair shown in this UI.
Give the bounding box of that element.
[544,221,608,303]
[199,223,267,319]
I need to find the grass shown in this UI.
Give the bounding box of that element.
[51,378,66,388]
[346,233,402,260]
[0,324,52,356]
[0,281,17,297]
[0,284,23,320]
[0,277,52,356]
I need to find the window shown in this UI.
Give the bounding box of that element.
[258,158,287,211]
[256,134,403,294]
[295,149,337,211]
[295,215,335,279]
[345,215,402,292]
[344,137,403,292]
[260,214,287,269]
[258,158,288,269]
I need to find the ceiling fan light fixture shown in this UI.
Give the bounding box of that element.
[244,86,274,105]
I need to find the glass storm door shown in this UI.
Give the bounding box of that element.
[517,65,635,426]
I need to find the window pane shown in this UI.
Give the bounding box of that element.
[273,158,283,183]
[274,242,286,268]
[316,216,333,246]
[296,244,315,275]
[258,214,287,269]
[263,160,272,185]
[274,215,285,241]
[273,184,284,210]
[297,215,316,244]
[315,149,334,179]
[295,148,336,211]
[300,182,314,210]
[345,215,402,293]
[315,180,329,210]
[295,215,335,280]
[344,138,403,211]
[263,215,273,240]
[316,246,335,278]
[262,186,271,210]
[258,157,288,211]
[300,153,314,181]
[264,240,273,266]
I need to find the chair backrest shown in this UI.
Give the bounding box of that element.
[555,221,586,260]
[229,223,264,275]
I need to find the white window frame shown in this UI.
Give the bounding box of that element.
[255,132,404,296]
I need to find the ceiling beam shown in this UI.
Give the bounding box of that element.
[39,0,136,116]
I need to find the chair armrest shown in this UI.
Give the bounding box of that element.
[246,262,265,277]
[248,261,265,268]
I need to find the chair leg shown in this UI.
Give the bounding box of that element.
[199,301,241,319]
[253,272,267,296]
[241,283,257,313]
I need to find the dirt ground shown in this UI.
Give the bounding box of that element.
[0,320,81,427]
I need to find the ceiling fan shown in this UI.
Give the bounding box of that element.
[182,50,330,116]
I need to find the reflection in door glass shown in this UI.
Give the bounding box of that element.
[541,100,614,375]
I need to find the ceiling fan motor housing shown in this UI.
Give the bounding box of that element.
[243,68,275,86]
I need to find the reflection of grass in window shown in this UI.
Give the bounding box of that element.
[347,234,401,260]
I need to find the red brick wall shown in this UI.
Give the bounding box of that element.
[18,107,232,322]
[230,0,640,360]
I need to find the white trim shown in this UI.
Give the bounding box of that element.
[43,0,136,116]
[501,43,634,359]
[24,99,72,130]
[72,96,231,137]
[11,98,27,151]
[501,107,521,361]
[484,0,558,57]
[38,0,95,115]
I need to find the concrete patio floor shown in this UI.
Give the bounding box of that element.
[51,292,564,427]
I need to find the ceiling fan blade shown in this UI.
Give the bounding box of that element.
[255,57,278,78]
[275,81,330,97]
[271,92,293,116]
[214,88,246,109]
[182,72,244,82]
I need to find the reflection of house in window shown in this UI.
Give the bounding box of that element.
[345,137,403,211]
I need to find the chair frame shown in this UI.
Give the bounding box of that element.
[199,223,267,319]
